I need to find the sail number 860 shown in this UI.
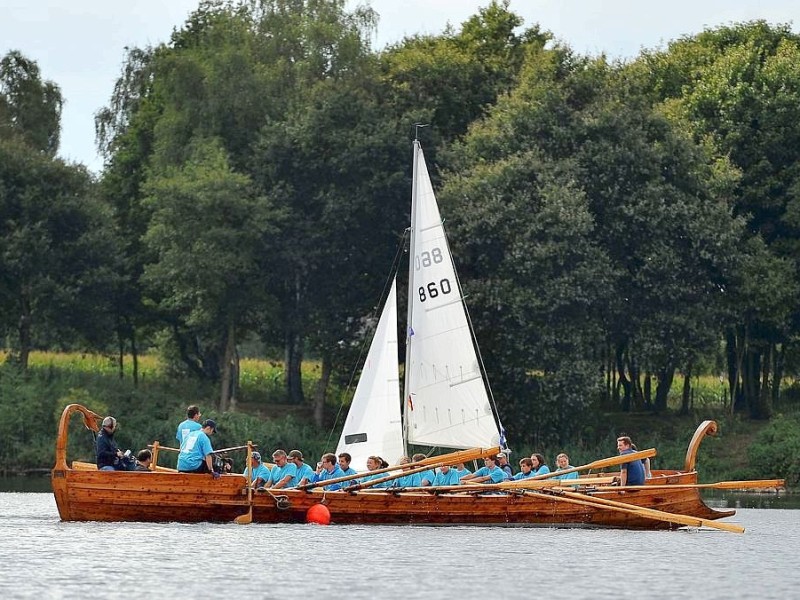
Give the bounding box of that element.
[418,278,452,302]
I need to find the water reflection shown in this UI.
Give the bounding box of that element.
[703,491,800,510]
[0,476,51,493]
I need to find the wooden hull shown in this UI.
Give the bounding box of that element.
[51,468,733,529]
[50,405,735,529]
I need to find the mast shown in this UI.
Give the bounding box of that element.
[402,135,422,456]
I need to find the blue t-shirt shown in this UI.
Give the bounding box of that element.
[243,463,271,485]
[357,472,391,488]
[177,430,213,472]
[473,465,508,483]
[454,467,472,479]
[314,465,345,490]
[432,468,461,486]
[341,467,358,478]
[176,418,201,445]
[621,449,646,485]
[513,470,535,480]
[294,463,316,486]
[269,462,298,487]
[393,471,422,487]
[554,468,579,480]
[532,465,551,476]
[419,469,436,486]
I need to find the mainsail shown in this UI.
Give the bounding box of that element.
[403,140,502,450]
[337,140,503,469]
[335,279,405,471]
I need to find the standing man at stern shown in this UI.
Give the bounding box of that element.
[177,419,218,477]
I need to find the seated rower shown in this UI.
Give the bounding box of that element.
[243,451,271,489]
[552,453,578,481]
[460,454,509,484]
[353,456,392,489]
[412,453,435,486]
[392,456,421,488]
[266,449,298,489]
[531,453,550,476]
[453,462,472,479]
[432,464,461,486]
[617,436,646,486]
[312,453,345,490]
[338,453,358,478]
[289,449,315,487]
[513,457,535,480]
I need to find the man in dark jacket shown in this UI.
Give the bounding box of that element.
[96,416,125,470]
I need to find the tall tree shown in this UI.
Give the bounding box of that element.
[142,139,279,411]
[635,21,800,417]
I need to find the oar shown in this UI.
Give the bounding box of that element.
[531,449,657,481]
[549,489,745,533]
[593,479,786,492]
[347,448,501,492]
[297,447,498,491]
[234,441,254,525]
[389,476,619,494]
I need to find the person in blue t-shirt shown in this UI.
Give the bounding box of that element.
[553,453,579,480]
[432,465,461,486]
[337,453,358,478]
[243,451,271,488]
[267,449,299,489]
[617,436,646,486]
[288,449,315,486]
[531,453,550,476]
[496,452,514,478]
[461,455,509,484]
[175,405,202,447]
[353,456,391,489]
[392,456,422,487]
[513,458,536,480]
[411,453,436,486]
[177,419,217,476]
[453,462,472,479]
[313,453,345,490]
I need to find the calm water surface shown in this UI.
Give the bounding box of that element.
[0,492,796,600]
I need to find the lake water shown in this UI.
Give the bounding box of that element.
[0,492,797,599]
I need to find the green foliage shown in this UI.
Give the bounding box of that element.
[0,50,62,153]
[747,414,800,486]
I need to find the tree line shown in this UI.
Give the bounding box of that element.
[3,0,800,448]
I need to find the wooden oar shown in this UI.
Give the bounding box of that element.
[593,479,786,492]
[531,449,657,481]
[386,476,619,494]
[297,447,498,491]
[234,441,254,525]
[347,448,501,492]
[548,489,745,533]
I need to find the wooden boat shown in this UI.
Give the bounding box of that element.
[52,141,779,531]
[53,405,752,530]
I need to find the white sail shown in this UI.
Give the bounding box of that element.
[404,141,502,449]
[336,279,405,471]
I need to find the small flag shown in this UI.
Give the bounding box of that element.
[499,426,508,450]
[407,394,414,411]
[407,326,415,338]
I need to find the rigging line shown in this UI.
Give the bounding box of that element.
[324,227,410,451]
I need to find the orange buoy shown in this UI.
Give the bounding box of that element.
[306,503,331,525]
